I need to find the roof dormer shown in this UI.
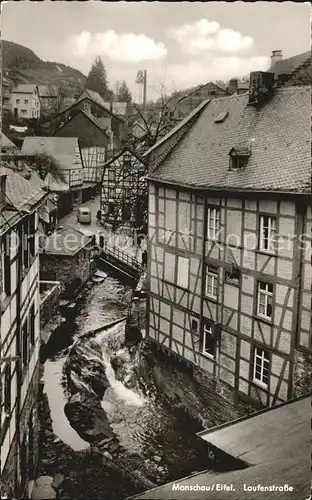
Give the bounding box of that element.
[229,146,251,171]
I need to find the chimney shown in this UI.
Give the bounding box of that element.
[270,50,283,68]
[248,71,275,106]
[228,78,238,95]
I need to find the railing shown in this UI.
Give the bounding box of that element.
[99,241,142,277]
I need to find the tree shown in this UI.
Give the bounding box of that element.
[114,80,132,102]
[84,56,109,98]
[33,152,66,183]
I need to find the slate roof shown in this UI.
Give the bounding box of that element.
[42,225,91,256]
[21,137,80,170]
[0,167,47,230]
[149,86,311,194]
[130,396,310,500]
[269,50,311,76]
[11,84,38,94]
[1,132,17,150]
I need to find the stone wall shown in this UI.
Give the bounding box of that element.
[140,339,251,430]
[1,362,41,498]
[293,349,312,397]
[40,281,61,328]
[40,248,91,298]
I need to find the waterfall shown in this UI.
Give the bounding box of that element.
[101,346,145,407]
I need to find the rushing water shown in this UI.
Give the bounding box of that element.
[42,274,209,498]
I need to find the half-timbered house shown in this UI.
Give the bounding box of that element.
[0,167,47,498]
[144,72,311,410]
[100,148,147,228]
[54,110,108,198]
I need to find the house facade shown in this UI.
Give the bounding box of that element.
[171,82,229,120]
[11,85,40,120]
[2,78,12,116]
[54,110,108,188]
[39,225,93,299]
[0,167,47,498]
[100,148,147,228]
[144,74,311,410]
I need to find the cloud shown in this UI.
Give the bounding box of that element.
[66,30,167,63]
[169,19,254,55]
[166,56,269,89]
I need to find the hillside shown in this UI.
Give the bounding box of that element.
[2,40,86,97]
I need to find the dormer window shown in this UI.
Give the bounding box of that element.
[229,147,251,171]
[123,151,131,167]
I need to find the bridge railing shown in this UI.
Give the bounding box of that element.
[101,241,142,273]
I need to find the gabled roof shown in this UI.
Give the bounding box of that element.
[42,225,90,256]
[12,84,38,94]
[0,166,47,217]
[38,85,58,98]
[148,86,311,194]
[77,88,107,108]
[54,109,109,138]
[100,147,146,184]
[21,137,80,170]
[1,132,17,150]
[103,101,128,115]
[269,50,311,76]
[55,91,124,122]
[143,99,211,158]
[130,396,310,500]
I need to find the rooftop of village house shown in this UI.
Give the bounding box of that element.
[144,82,311,194]
[0,166,47,231]
[40,224,91,256]
[130,395,310,500]
[21,136,81,170]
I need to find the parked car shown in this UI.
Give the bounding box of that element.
[77,207,92,224]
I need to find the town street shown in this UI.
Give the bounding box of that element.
[60,193,145,263]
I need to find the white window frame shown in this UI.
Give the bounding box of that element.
[253,347,270,387]
[205,267,218,299]
[207,207,220,240]
[257,281,273,320]
[259,215,276,252]
[202,323,215,358]
[177,256,189,289]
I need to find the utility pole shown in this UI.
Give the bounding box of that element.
[143,70,147,112]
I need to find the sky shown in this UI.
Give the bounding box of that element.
[2,1,311,101]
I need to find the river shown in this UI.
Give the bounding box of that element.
[41,274,209,499]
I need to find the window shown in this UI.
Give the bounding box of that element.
[206,266,218,299]
[24,99,28,104]
[4,364,11,414]
[108,168,115,182]
[191,319,198,332]
[21,109,27,115]
[257,281,273,320]
[30,305,35,346]
[229,147,251,171]
[22,220,29,269]
[225,267,241,286]
[29,215,36,258]
[16,99,20,104]
[3,232,11,296]
[202,323,216,358]
[207,207,220,239]
[253,347,270,387]
[177,256,189,289]
[22,321,29,366]
[259,215,276,252]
